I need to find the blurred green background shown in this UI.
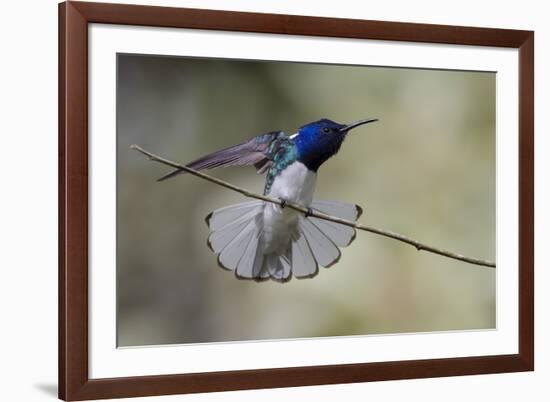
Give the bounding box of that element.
[117,54,495,347]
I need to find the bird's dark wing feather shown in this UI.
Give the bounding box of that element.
[157,131,288,182]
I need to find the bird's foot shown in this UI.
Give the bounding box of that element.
[305,207,314,218]
[279,198,287,209]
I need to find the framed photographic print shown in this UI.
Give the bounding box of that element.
[59,1,534,400]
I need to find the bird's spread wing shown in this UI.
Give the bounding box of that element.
[157,131,289,182]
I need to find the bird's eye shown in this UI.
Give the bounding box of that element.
[322,127,330,133]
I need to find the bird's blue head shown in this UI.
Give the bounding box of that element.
[293,118,378,171]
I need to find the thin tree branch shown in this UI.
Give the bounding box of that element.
[131,144,496,268]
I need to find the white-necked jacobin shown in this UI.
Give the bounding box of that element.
[159,118,378,282]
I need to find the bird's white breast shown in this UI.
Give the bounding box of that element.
[262,162,317,254]
[268,161,317,205]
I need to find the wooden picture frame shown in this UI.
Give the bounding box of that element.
[59,1,534,400]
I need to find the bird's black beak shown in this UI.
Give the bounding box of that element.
[340,118,378,132]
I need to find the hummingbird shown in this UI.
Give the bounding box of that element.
[159,118,378,282]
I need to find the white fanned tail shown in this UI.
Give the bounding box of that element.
[205,199,362,282]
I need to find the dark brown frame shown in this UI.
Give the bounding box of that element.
[59,1,534,400]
